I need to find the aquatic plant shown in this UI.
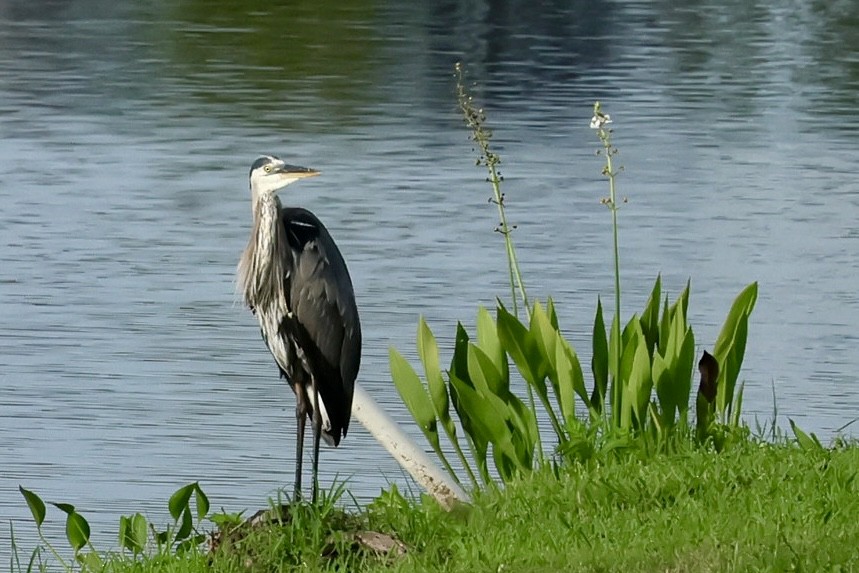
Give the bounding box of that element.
[389,66,758,490]
[16,483,210,572]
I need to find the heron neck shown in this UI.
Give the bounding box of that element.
[256,193,281,239]
[241,193,284,309]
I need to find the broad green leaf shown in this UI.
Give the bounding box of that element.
[546,297,560,330]
[608,313,621,381]
[119,513,148,553]
[119,516,128,548]
[417,318,453,435]
[175,508,193,542]
[530,301,558,379]
[619,322,641,389]
[655,299,694,424]
[417,317,443,395]
[476,306,508,381]
[450,322,471,381]
[449,374,510,452]
[628,334,653,425]
[555,337,586,422]
[132,513,148,550]
[652,351,672,426]
[389,348,440,451]
[53,503,75,515]
[194,484,209,521]
[449,371,492,484]
[677,279,691,321]
[620,313,639,355]
[666,300,687,362]
[65,512,90,552]
[616,324,639,428]
[169,483,195,521]
[658,295,672,354]
[713,282,758,359]
[505,395,538,463]
[711,283,755,417]
[640,275,662,355]
[497,305,545,394]
[19,487,46,528]
[675,328,695,416]
[467,343,505,397]
[717,313,749,416]
[449,373,488,451]
[591,298,608,410]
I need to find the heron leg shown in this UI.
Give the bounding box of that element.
[294,381,309,501]
[311,383,323,504]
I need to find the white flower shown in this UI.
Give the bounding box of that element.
[590,113,612,129]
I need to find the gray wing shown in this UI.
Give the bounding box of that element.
[280,207,361,441]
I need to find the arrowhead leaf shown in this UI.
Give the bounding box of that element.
[19,487,46,528]
[65,511,90,552]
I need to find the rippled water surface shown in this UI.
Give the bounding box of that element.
[2,0,858,549]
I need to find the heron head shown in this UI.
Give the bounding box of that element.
[249,155,320,199]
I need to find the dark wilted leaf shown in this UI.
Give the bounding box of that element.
[697,351,719,403]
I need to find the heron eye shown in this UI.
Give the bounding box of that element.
[264,165,272,173]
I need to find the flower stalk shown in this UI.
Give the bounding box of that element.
[455,62,530,320]
[591,101,624,423]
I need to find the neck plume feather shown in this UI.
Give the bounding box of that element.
[238,194,285,311]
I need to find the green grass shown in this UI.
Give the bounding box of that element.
[37,438,856,573]
[361,440,859,572]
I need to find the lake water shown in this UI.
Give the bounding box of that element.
[2,0,858,552]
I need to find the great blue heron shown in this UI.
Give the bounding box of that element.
[237,155,361,502]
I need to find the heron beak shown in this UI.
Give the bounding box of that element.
[277,164,320,179]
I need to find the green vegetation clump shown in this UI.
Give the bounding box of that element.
[16,439,859,572]
[390,69,757,493]
[369,440,859,573]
